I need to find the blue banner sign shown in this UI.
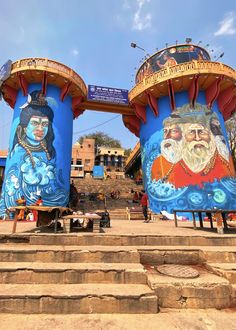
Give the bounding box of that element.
[0,60,12,87]
[88,85,129,105]
[93,165,104,179]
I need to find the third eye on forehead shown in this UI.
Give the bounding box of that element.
[30,116,49,127]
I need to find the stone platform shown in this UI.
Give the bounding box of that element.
[0,218,235,322]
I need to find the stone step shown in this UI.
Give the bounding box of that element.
[109,215,127,220]
[203,249,236,263]
[232,284,236,306]
[147,267,232,309]
[2,233,236,246]
[0,245,140,263]
[206,263,236,284]
[0,262,146,284]
[139,246,236,265]
[1,244,236,264]
[26,235,236,246]
[0,284,158,314]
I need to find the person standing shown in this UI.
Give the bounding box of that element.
[140,190,149,223]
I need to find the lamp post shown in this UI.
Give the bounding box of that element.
[130,43,146,52]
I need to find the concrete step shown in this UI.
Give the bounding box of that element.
[206,263,236,284]
[232,284,236,306]
[27,235,236,246]
[139,246,236,265]
[110,215,127,220]
[0,262,146,284]
[1,245,236,264]
[0,245,140,263]
[147,267,232,309]
[1,233,236,246]
[203,250,236,263]
[0,284,158,314]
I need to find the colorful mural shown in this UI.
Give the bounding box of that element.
[141,102,236,214]
[136,45,210,83]
[0,86,73,217]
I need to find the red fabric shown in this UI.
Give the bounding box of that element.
[31,210,38,222]
[140,193,148,206]
[152,153,235,188]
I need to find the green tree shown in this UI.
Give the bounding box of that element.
[124,148,132,157]
[78,131,122,148]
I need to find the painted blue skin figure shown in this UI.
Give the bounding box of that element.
[0,90,68,217]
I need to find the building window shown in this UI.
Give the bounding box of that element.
[85,159,90,166]
[76,159,82,165]
[71,159,73,165]
[88,144,91,148]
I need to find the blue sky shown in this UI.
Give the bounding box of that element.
[0,0,236,150]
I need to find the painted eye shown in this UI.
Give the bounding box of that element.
[42,122,49,127]
[31,120,39,126]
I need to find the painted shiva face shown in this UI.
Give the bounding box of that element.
[25,116,49,143]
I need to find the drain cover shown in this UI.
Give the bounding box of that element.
[156,264,199,279]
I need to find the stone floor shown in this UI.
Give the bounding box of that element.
[0,309,235,330]
[0,217,235,237]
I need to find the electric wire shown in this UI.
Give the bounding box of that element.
[73,114,121,136]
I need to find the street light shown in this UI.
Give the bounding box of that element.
[185,38,192,44]
[215,52,224,61]
[130,42,146,52]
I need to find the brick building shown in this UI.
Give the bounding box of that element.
[71,138,95,178]
[0,138,126,180]
[95,146,126,179]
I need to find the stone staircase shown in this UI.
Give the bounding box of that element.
[140,246,236,309]
[73,177,141,212]
[109,208,127,220]
[0,243,157,314]
[0,234,235,314]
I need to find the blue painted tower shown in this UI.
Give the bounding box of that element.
[123,44,236,213]
[0,58,86,216]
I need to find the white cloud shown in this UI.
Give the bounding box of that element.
[132,0,152,31]
[122,0,131,10]
[72,49,79,56]
[214,12,236,36]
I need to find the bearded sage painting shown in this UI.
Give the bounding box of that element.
[142,103,236,213]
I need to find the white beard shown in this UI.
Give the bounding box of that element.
[161,138,182,163]
[215,135,230,162]
[182,140,216,173]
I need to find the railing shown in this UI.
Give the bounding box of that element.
[11,57,87,95]
[125,141,140,168]
[129,60,236,101]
